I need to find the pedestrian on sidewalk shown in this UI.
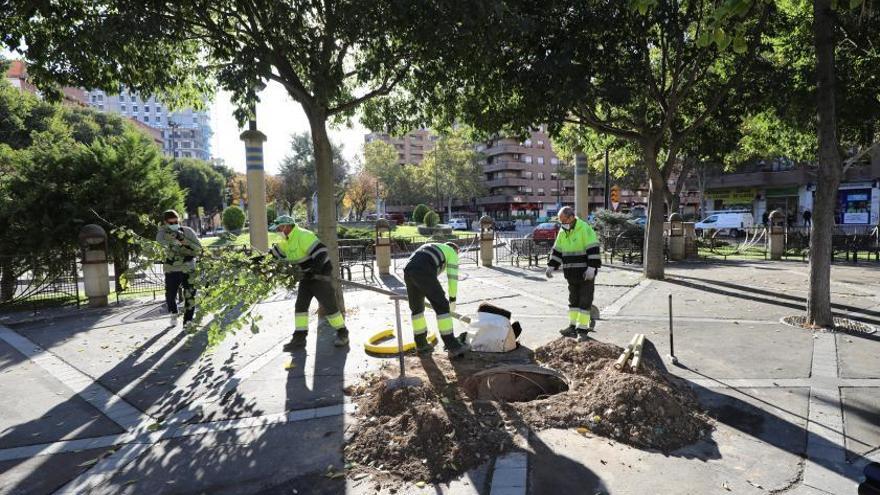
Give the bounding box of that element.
[268,215,349,350]
[545,206,601,337]
[403,241,470,358]
[803,208,812,227]
[156,210,202,328]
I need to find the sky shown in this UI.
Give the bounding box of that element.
[209,81,368,175]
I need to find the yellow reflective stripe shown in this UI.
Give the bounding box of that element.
[412,313,428,335]
[437,314,454,334]
[577,310,591,330]
[326,311,345,330]
[568,309,579,325]
[295,313,309,331]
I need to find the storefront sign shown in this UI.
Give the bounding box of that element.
[837,188,872,224]
[765,186,799,197]
[706,188,756,204]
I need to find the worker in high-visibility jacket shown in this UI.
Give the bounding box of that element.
[545,206,601,337]
[403,241,470,358]
[268,215,349,350]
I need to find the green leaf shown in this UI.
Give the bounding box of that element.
[849,0,862,9]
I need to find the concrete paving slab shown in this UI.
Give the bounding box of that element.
[529,386,809,495]
[841,387,880,460]
[0,447,112,495]
[90,416,346,495]
[586,318,814,380]
[0,340,123,449]
[838,333,880,379]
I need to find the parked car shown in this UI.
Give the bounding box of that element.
[385,213,406,225]
[629,217,647,226]
[532,222,561,244]
[694,211,754,236]
[494,220,516,231]
[448,217,470,230]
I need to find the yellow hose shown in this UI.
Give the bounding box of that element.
[364,328,437,354]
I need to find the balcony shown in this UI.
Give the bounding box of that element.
[483,160,530,173]
[484,177,532,188]
[707,168,810,189]
[484,144,530,156]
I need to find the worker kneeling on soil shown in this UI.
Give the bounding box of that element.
[268,215,349,350]
[403,242,470,358]
[544,206,601,337]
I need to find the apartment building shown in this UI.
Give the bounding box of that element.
[365,128,436,165]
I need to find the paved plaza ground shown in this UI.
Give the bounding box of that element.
[1,258,879,494]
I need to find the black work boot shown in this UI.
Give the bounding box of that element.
[441,334,470,359]
[333,327,349,347]
[559,325,577,337]
[283,331,308,352]
[414,333,434,354]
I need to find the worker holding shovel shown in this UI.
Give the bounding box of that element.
[403,242,470,358]
[268,215,349,350]
[545,206,601,337]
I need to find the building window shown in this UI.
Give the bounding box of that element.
[133,105,138,112]
[537,140,545,148]
[550,173,559,180]
[155,106,161,113]
[521,171,533,179]
[144,116,150,122]
[551,188,559,195]
[538,188,545,195]
[519,187,533,194]
[537,157,545,165]
[551,158,559,166]
[119,95,125,102]
[524,156,533,164]
[537,172,545,180]
[523,139,532,147]
[155,116,161,123]
[97,94,103,101]
[98,104,104,110]
[91,95,97,102]
[193,116,198,124]
[145,106,150,113]
[121,105,126,111]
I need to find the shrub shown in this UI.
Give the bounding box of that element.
[337,226,374,239]
[424,210,440,227]
[266,203,277,225]
[413,204,431,224]
[222,206,246,232]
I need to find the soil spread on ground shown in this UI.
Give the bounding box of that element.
[343,337,711,488]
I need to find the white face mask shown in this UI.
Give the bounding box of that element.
[168,224,180,232]
[561,223,572,231]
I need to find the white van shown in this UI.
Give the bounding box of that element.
[694,211,755,236]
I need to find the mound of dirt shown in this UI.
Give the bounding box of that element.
[518,338,711,451]
[344,360,517,485]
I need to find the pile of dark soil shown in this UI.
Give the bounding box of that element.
[344,358,516,485]
[517,338,711,451]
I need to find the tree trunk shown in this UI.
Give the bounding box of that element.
[307,112,345,311]
[665,190,681,216]
[1,257,16,302]
[808,0,841,328]
[643,146,666,280]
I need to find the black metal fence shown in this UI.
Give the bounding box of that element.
[0,254,81,313]
[338,239,376,283]
[114,256,165,303]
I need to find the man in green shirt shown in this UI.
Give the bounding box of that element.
[155,210,202,327]
[403,241,469,358]
[268,215,349,350]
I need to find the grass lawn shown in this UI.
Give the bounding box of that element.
[391,225,477,241]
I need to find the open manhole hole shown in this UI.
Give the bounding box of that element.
[462,364,569,403]
[780,315,877,334]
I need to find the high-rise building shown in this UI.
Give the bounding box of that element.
[82,88,212,160]
[365,128,436,165]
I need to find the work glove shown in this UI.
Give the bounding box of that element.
[583,266,598,281]
[449,297,456,313]
[544,266,554,279]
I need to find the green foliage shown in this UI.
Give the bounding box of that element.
[419,129,485,208]
[0,83,184,269]
[363,140,427,207]
[278,132,349,210]
[337,226,374,240]
[266,202,277,225]
[173,158,226,215]
[112,225,301,348]
[592,209,644,236]
[412,204,431,224]
[424,210,440,227]
[222,206,246,232]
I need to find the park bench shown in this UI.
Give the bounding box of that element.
[338,240,376,282]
